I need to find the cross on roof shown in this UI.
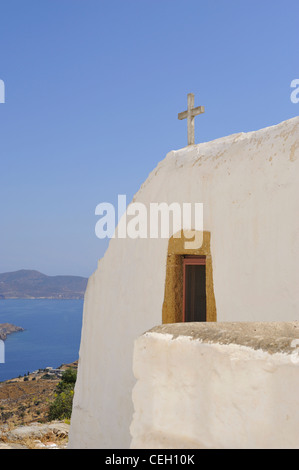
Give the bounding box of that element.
[178,93,205,146]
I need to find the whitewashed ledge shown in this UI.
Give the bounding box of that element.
[130,322,299,450]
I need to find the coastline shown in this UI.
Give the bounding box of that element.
[0,323,24,341]
[0,299,83,383]
[0,296,84,300]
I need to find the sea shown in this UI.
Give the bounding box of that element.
[0,299,83,382]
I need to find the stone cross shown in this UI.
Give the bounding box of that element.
[178,93,205,145]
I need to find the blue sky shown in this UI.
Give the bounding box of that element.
[0,0,298,278]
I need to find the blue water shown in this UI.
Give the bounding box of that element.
[0,299,83,382]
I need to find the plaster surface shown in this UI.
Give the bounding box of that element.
[131,322,299,449]
[68,117,299,448]
[149,321,299,355]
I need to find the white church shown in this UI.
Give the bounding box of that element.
[68,95,299,449]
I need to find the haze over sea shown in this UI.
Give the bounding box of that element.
[0,299,83,382]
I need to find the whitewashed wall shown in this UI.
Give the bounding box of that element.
[68,117,299,448]
[131,322,299,449]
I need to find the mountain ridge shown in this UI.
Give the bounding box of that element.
[0,270,88,299]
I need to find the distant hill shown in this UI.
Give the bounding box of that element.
[0,270,88,299]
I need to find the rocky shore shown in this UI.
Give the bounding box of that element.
[0,323,24,341]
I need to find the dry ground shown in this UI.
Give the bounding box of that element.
[0,361,77,448]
